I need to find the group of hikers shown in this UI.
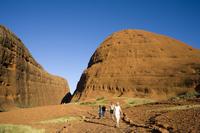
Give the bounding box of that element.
[98,102,122,128]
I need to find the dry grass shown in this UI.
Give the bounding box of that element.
[123,97,156,108]
[78,97,108,106]
[151,104,200,112]
[38,116,81,124]
[0,124,45,133]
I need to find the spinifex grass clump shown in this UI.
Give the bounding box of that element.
[96,97,105,101]
[0,124,45,133]
[151,104,200,112]
[39,116,81,124]
[125,97,156,108]
[79,97,108,106]
[171,92,200,100]
[79,101,97,106]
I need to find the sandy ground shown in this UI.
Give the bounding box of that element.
[0,98,200,133]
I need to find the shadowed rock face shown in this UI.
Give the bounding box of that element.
[0,25,70,111]
[72,29,200,101]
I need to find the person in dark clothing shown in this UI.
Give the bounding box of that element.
[98,105,102,119]
[102,105,106,117]
[110,102,115,120]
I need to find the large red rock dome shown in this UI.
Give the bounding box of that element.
[72,29,200,101]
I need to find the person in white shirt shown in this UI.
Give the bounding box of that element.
[113,102,122,128]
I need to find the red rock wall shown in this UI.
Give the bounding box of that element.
[0,25,70,111]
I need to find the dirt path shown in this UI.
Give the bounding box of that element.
[51,107,134,133]
[82,111,132,133]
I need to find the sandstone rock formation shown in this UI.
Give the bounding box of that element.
[0,25,70,111]
[72,29,200,101]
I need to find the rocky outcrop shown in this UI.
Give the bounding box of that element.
[0,25,70,111]
[72,29,200,101]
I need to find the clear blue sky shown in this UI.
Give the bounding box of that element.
[0,0,200,93]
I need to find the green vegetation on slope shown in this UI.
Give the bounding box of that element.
[38,116,81,124]
[124,97,156,108]
[0,124,44,133]
[151,104,200,112]
[79,97,108,106]
[172,92,200,99]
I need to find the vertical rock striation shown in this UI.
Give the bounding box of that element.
[0,25,70,111]
[72,29,200,101]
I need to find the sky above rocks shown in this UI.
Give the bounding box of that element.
[0,0,200,93]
